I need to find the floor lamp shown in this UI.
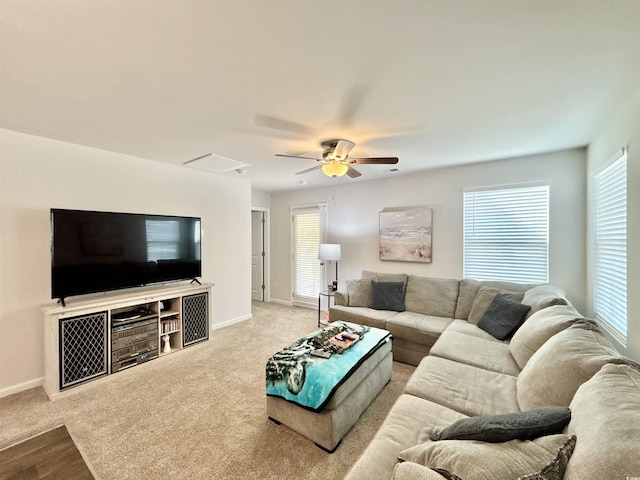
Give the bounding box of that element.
[318,243,341,290]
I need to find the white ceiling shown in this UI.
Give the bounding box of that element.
[2,1,640,193]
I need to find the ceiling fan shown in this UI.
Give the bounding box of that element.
[276,139,399,178]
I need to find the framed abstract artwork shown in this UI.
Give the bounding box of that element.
[379,208,432,263]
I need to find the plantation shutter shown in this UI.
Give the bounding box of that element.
[145,220,180,261]
[463,185,549,283]
[291,204,326,304]
[593,149,627,342]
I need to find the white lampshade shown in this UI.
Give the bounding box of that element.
[318,243,341,261]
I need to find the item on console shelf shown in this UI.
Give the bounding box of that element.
[161,317,180,334]
[111,307,154,323]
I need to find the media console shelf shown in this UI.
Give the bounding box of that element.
[43,282,211,399]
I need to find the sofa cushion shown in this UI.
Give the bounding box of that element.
[477,294,531,340]
[509,304,584,369]
[346,278,373,307]
[454,279,535,320]
[521,284,569,317]
[404,276,460,318]
[342,394,467,480]
[444,319,503,341]
[371,281,406,312]
[405,356,519,417]
[467,286,524,324]
[362,270,409,286]
[392,462,448,480]
[398,434,574,480]
[328,305,396,329]
[430,407,571,442]
[564,362,640,480]
[516,321,622,410]
[430,330,520,376]
[386,312,452,346]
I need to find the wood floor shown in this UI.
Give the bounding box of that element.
[0,426,94,480]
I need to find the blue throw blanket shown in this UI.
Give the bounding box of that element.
[265,322,392,412]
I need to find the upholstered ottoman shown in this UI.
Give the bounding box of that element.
[266,323,393,452]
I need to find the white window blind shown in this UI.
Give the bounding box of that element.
[594,150,627,343]
[291,205,325,302]
[146,220,180,261]
[464,185,549,283]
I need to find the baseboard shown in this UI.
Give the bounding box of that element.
[270,298,293,306]
[272,298,315,310]
[211,313,252,331]
[293,301,316,310]
[0,377,44,399]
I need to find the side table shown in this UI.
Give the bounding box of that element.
[318,290,335,327]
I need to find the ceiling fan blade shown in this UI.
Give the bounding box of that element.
[350,157,399,165]
[285,143,317,156]
[333,139,356,160]
[346,166,362,178]
[358,124,424,140]
[296,165,323,175]
[255,114,317,136]
[276,153,322,161]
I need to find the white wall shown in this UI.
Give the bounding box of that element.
[587,86,640,361]
[0,129,252,396]
[270,148,587,313]
[251,189,271,209]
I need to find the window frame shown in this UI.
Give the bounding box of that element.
[290,203,327,307]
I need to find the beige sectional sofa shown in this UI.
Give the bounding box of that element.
[330,271,541,365]
[331,272,640,480]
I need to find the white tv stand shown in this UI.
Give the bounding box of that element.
[43,282,211,399]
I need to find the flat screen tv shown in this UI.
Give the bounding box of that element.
[51,209,201,303]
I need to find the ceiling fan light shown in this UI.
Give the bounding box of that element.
[322,162,349,177]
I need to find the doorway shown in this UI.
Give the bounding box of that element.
[251,209,268,301]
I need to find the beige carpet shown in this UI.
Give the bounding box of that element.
[0,302,414,479]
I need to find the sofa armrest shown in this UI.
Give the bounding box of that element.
[334,290,348,306]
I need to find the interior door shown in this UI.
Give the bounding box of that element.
[251,210,265,301]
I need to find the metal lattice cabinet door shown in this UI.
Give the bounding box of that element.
[182,293,209,347]
[60,311,108,390]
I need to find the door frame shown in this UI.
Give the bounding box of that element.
[251,207,270,302]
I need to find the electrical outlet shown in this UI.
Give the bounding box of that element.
[274,281,278,288]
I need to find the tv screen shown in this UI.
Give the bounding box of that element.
[51,209,201,301]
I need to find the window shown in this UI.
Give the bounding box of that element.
[291,204,326,304]
[464,184,549,283]
[146,219,180,261]
[593,149,627,343]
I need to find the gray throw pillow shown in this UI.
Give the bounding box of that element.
[477,294,531,340]
[371,281,405,312]
[430,406,571,442]
[467,286,524,323]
